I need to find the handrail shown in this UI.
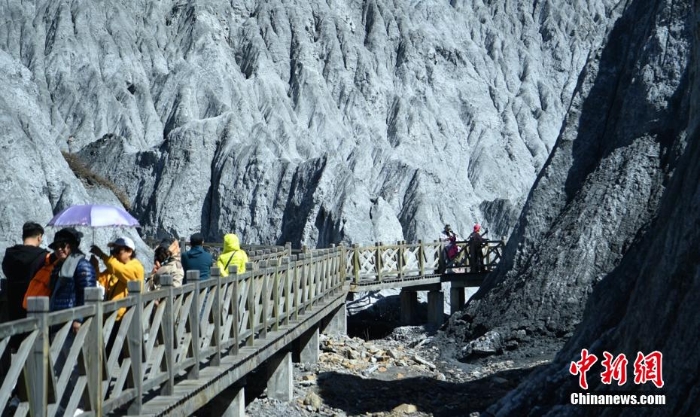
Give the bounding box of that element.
[0,246,344,416]
[345,240,505,285]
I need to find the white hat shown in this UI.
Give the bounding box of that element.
[108,236,136,250]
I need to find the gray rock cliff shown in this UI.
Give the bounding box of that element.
[442,0,697,413]
[443,0,692,349]
[0,0,618,255]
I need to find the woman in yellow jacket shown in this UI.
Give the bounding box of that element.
[90,236,145,320]
[216,233,249,276]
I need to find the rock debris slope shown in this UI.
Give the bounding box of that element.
[443,0,699,414]
[0,0,619,252]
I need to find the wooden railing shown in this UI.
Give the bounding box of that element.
[345,240,506,285]
[181,241,291,263]
[1,239,506,415]
[444,239,506,272]
[0,247,345,416]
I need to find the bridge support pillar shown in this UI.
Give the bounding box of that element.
[221,384,246,417]
[450,287,465,315]
[427,290,445,327]
[267,351,293,402]
[297,327,319,364]
[400,290,417,325]
[323,304,347,336]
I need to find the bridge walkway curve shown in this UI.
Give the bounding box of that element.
[0,240,504,416]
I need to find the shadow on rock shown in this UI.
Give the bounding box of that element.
[317,365,548,416]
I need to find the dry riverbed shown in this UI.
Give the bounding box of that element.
[199,326,554,417]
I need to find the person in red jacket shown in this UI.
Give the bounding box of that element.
[468,224,488,272]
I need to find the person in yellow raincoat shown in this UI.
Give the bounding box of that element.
[216,233,249,276]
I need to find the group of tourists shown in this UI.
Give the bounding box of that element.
[0,221,249,413]
[439,222,489,272]
[1,223,250,325]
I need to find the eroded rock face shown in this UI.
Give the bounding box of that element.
[445,0,699,413]
[442,0,693,351]
[0,0,619,254]
[0,53,152,265]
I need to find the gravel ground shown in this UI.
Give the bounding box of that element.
[201,326,556,417]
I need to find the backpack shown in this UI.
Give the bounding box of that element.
[22,253,56,310]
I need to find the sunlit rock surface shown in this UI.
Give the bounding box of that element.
[0,0,617,253]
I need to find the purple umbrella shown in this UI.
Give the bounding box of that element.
[48,204,140,228]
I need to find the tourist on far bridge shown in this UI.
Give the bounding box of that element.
[468,223,488,272]
[181,232,213,281]
[440,224,460,268]
[217,233,249,276]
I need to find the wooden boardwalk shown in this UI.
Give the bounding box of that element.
[346,240,505,291]
[0,240,503,416]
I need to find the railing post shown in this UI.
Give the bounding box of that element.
[246,264,255,347]
[260,261,269,339]
[231,270,239,356]
[126,280,143,415]
[187,270,200,380]
[326,247,334,297]
[321,248,328,298]
[285,242,292,259]
[161,274,175,395]
[297,254,306,313]
[84,288,103,415]
[281,257,291,326]
[212,266,223,366]
[398,240,405,280]
[26,296,50,416]
[319,250,325,300]
[324,248,331,297]
[338,243,346,290]
[311,252,320,304]
[271,260,280,331]
[309,252,318,304]
[292,255,300,321]
[304,253,311,310]
[352,244,360,284]
[418,240,425,277]
[376,242,383,282]
[337,246,344,292]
